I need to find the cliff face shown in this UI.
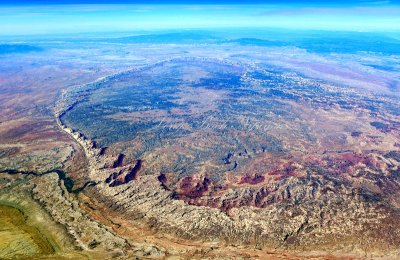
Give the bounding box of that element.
[52,58,400,258]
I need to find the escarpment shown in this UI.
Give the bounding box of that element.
[50,57,400,260]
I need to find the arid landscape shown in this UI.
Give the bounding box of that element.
[1,29,400,259]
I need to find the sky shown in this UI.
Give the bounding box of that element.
[0,0,399,36]
[2,0,399,4]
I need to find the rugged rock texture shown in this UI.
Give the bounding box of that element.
[53,58,400,259]
[1,38,400,259]
[0,172,167,259]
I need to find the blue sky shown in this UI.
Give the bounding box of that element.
[2,0,399,4]
[0,1,399,36]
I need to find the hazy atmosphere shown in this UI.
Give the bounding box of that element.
[1,0,400,259]
[1,1,400,35]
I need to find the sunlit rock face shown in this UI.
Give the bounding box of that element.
[60,56,400,205]
[1,28,400,259]
[55,50,400,256]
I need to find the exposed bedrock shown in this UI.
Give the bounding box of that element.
[53,59,400,257]
[89,172,400,254]
[59,124,400,253]
[73,135,400,255]
[107,159,142,187]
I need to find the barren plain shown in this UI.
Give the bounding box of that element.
[1,31,400,259]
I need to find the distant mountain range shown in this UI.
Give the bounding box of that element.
[0,44,43,54]
[104,31,400,54]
